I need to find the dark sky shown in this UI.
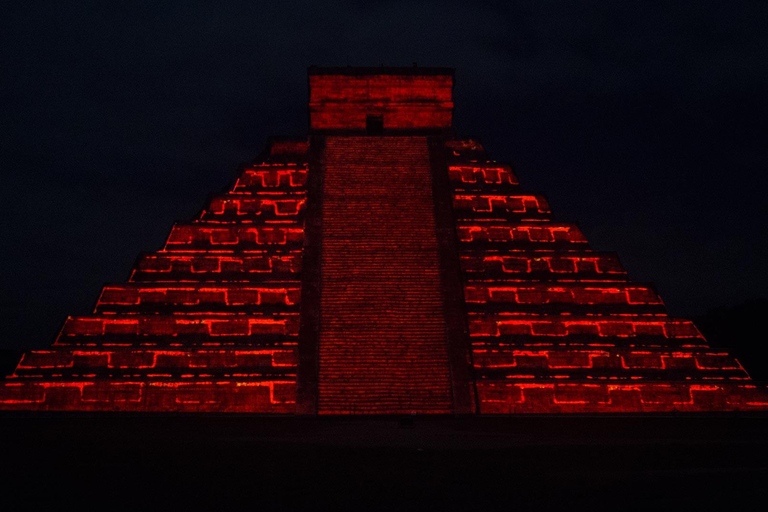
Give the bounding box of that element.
[1,2,766,350]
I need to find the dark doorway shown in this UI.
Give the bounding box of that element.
[366,115,384,134]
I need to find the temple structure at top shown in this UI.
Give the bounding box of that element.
[308,66,454,131]
[1,67,766,414]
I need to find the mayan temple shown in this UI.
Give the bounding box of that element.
[1,66,766,414]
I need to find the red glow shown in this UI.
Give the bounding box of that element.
[58,314,301,339]
[453,194,550,218]
[15,348,296,372]
[450,127,768,413]
[472,348,746,374]
[95,284,301,310]
[465,283,662,306]
[2,68,766,414]
[0,380,295,412]
[468,314,704,339]
[165,224,304,249]
[131,252,302,280]
[316,136,453,414]
[0,136,308,412]
[457,223,588,244]
[460,253,626,277]
[234,165,308,191]
[203,194,306,219]
[448,165,518,186]
[475,382,768,413]
[308,70,454,130]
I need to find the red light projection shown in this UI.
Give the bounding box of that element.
[465,283,662,306]
[16,348,296,373]
[472,348,747,375]
[449,164,519,186]
[316,136,452,414]
[95,284,301,311]
[453,194,550,219]
[0,141,308,412]
[451,140,768,412]
[457,223,588,244]
[164,224,304,250]
[202,194,306,222]
[308,67,454,131]
[57,313,299,341]
[1,66,766,413]
[0,380,295,412]
[475,382,768,413]
[468,315,705,341]
[131,253,302,281]
[460,253,627,279]
[233,164,307,190]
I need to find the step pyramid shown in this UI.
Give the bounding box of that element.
[0,140,309,412]
[1,67,766,413]
[445,139,767,412]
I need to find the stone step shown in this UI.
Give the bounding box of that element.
[94,283,301,313]
[131,252,302,282]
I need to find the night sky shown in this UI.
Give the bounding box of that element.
[1,2,766,352]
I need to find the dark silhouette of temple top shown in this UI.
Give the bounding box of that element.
[1,67,766,414]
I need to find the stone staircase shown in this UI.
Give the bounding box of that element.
[317,136,453,414]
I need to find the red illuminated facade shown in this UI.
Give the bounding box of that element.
[1,67,766,413]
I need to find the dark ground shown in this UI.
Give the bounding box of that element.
[1,413,766,511]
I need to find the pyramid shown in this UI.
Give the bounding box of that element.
[1,66,766,413]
